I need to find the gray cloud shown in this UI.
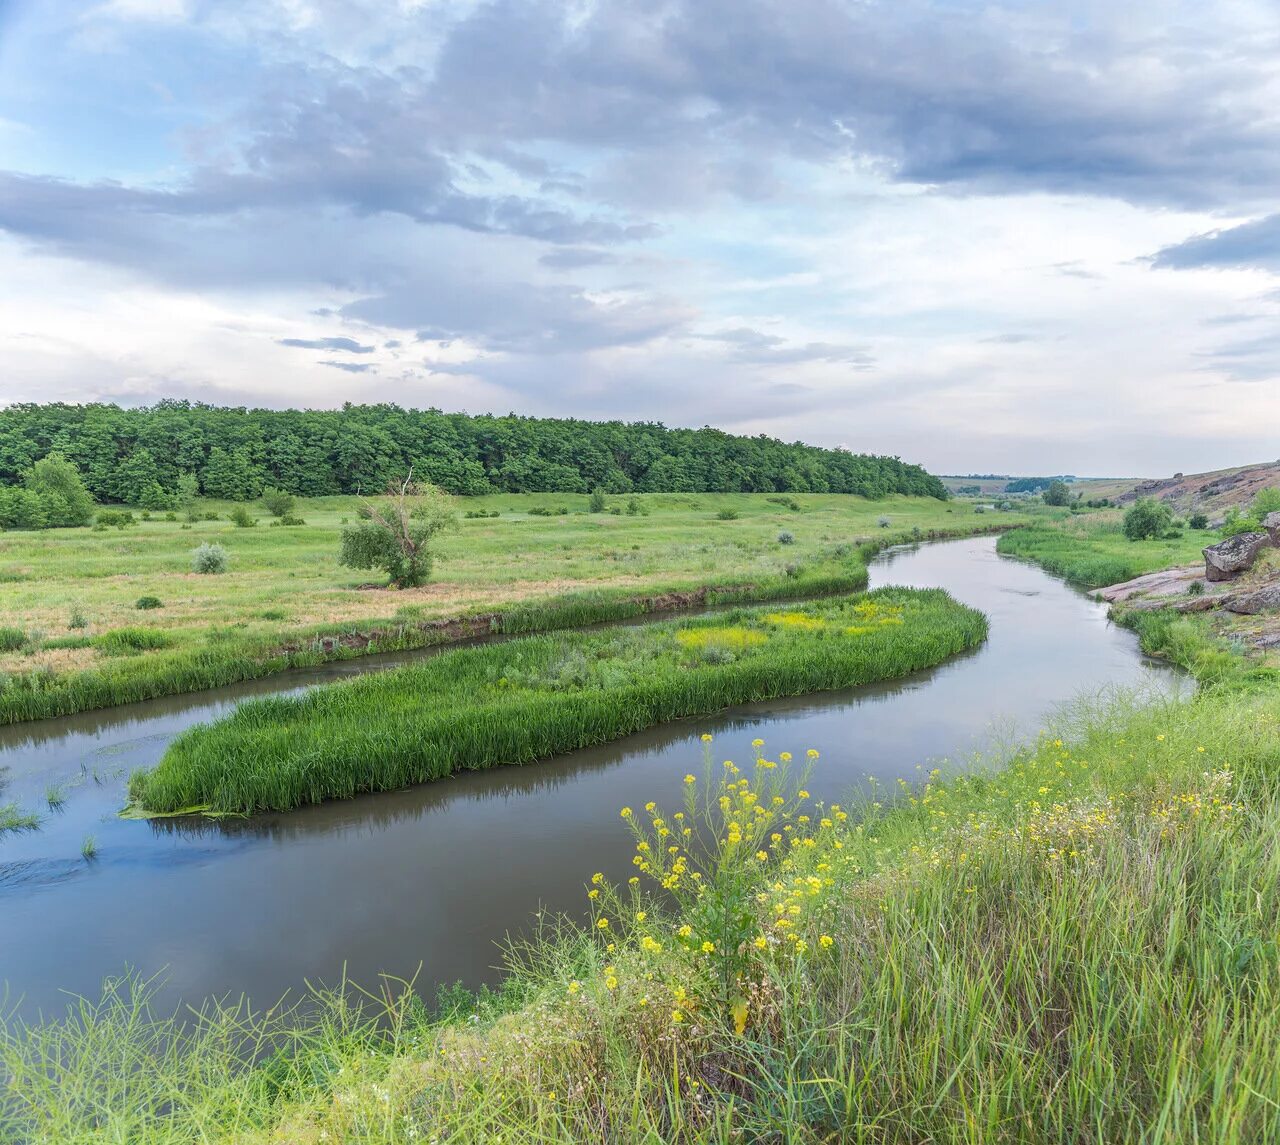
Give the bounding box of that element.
[341,276,695,355]
[1152,214,1280,271]
[700,327,875,368]
[279,336,375,353]
[319,360,377,373]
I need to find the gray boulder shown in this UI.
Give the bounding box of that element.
[1204,532,1270,582]
[1264,511,1280,546]
[1223,584,1280,615]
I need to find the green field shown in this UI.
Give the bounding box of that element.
[131,587,986,815]
[0,492,1029,724]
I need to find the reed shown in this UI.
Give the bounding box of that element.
[130,587,987,815]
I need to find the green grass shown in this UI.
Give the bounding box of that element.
[0,491,1027,726]
[130,587,987,815]
[8,682,1280,1142]
[997,513,1211,587]
[0,801,40,833]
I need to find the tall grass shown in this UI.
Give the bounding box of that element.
[130,587,986,815]
[8,688,1280,1142]
[997,524,1141,586]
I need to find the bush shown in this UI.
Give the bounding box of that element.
[260,487,295,518]
[588,488,607,513]
[1187,580,1205,596]
[68,608,88,630]
[339,482,456,588]
[878,516,891,528]
[1122,498,1173,541]
[625,498,641,516]
[0,627,25,653]
[135,596,163,610]
[1189,513,1209,530]
[717,509,740,521]
[228,505,257,528]
[192,543,229,574]
[777,530,795,545]
[267,515,307,527]
[1042,480,1071,506]
[96,510,135,529]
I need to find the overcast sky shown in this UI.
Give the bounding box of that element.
[1,1,1278,476]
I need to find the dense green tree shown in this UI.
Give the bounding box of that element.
[25,452,95,525]
[339,482,457,588]
[0,401,949,503]
[1042,480,1072,507]
[1123,498,1174,541]
[113,448,163,506]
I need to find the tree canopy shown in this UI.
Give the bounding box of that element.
[0,400,948,503]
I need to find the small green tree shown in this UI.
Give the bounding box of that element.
[588,487,607,513]
[176,472,201,522]
[261,487,295,518]
[25,452,95,526]
[1123,498,1173,541]
[339,479,457,588]
[1188,512,1209,530]
[1042,480,1071,506]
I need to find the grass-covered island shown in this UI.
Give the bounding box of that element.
[129,587,987,815]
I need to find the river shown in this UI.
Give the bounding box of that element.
[0,536,1182,1017]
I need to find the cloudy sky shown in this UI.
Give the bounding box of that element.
[1,0,1278,476]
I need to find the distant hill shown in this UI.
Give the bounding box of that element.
[1080,461,1280,515]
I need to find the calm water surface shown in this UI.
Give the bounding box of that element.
[0,537,1181,1017]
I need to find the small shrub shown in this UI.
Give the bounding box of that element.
[228,505,257,528]
[164,511,177,522]
[588,488,607,513]
[96,510,135,529]
[974,506,987,514]
[259,609,288,620]
[625,498,641,516]
[140,510,152,521]
[203,511,220,521]
[717,509,740,521]
[267,515,307,527]
[135,596,163,610]
[777,530,795,545]
[1189,513,1209,530]
[609,506,622,515]
[0,627,25,653]
[878,516,891,528]
[1187,580,1206,596]
[260,487,295,518]
[192,543,229,574]
[1123,498,1174,541]
[68,607,88,630]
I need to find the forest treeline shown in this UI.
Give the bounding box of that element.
[0,401,947,502]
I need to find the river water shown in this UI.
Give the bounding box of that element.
[0,536,1181,1017]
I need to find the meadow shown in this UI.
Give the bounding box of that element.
[0,492,1028,725]
[129,587,987,815]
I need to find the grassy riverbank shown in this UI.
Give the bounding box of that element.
[997,515,1280,683]
[0,493,1028,725]
[129,587,987,815]
[7,677,1280,1141]
[996,513,1208,587]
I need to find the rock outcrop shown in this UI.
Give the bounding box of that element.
[1204,532,1270,582]
[1264,511,1280,546]
[1223,585,1280,615]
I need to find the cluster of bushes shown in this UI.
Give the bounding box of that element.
[528,506,571,517]
[1218,487,1280,537]
[464,508,501,519]
[0,454,95,531]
